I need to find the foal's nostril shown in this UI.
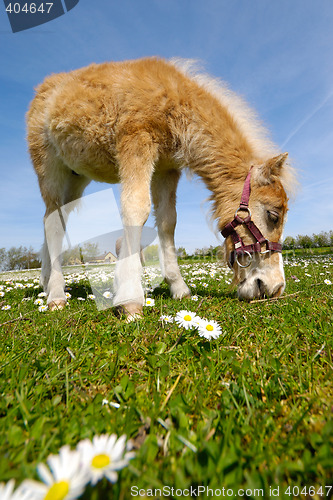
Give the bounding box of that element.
[256,279,265,297]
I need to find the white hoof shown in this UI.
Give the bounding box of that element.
[170,283,191,300]
[115,302,143,322]
[48,299,67,311]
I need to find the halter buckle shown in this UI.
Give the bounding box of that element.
[235,250,253,268]
[235,206,251,219]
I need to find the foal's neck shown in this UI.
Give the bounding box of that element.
[177,92,260,227]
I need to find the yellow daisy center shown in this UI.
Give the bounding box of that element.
[91,453,111,469]
[206,324,214,331]
[184,315,192,321]
[44,481,69,500]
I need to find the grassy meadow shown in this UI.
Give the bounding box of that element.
[0,254,332,499]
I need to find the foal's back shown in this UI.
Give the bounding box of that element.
[27,58,195,184]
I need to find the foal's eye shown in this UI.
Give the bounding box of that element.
[267,210,279,223]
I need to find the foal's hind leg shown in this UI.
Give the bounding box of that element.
[151,170,191,299]
[38,160,90,310]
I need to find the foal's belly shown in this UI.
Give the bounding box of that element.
[68,158,120,184]
[48,128,120,184]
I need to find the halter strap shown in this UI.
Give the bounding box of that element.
[239,167,252,208]
[221,167,282,267]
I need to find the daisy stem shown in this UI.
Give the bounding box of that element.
[65,360,69,409]
[161,373,182,411]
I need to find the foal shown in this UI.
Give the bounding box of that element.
[27,57,294,319]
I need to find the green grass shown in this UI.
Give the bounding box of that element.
[0,255,332,499]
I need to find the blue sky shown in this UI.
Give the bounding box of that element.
[1,0,333,253]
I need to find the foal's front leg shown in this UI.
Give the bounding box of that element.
[113,226,146,320]
[113,184,151,321]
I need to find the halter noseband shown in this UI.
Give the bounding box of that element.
[221,167,282,268]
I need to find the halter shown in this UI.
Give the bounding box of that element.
[221,167,282,268]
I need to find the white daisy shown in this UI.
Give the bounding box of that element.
[175,310,200,330]
[87,294,96,300]
[197,319,222,340]
[159,314,174,323]
[191,295,199,301]
[102,291,113,299]
[77,434,135,485]
[38,305,48,313]
[65,292,72,299]
[34,299,44,306]
[1,305,11,311]
[0,291,4,297]
[324,279,332,285]
[0,480,30,500]
[38,292,47,298]
[20,445,88,500]
[144,298,155,306]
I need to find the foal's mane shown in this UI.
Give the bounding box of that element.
[170,58,297,197]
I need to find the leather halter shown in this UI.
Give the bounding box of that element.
[221,167,282,268]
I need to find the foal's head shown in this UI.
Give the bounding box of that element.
[223,153,290,300]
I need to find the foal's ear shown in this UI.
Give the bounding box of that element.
[256,153,288,185]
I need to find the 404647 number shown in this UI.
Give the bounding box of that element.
[5,3,53,14]
[285,485,332,497]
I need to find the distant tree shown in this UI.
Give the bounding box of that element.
[194,247,206,256]
[296,234,313,249]
[62,246,81,265]
[81,242,100,261]
[5,246,41,270]
[176,247,187,258]
[0,248,8,271]
[207,245,220,257]
[20,246,41,269]
[328,230,333,247]
[284,232,333,250]
[283,236,296,250]
[313,231,329,248]
[143,244,159,261]
[6,246,25,270]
